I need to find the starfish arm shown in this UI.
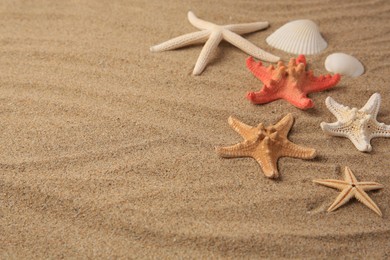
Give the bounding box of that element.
[253,153,279,179]
[359,93,381,117]
[283,94,314,110]
[349,135,372,152]
[355,187,383,216]
[327,187,354,212]
[246,88,279,105]
[279,140,317,159]
[273,113,294,137]
[358,181,384,191]
[193,31,223,75]
[222,29,280,62]
[246,56,273,84]
[320,121,347,137]
[303,73,341,93]
[223,21,269,34]
[150,30,210,52]
[371,121,390,138]
[344,166,358,183]
[313,179,349,191]
[187,11,216,30]
[324,96,354,121]
[228,116,258,141]
[321,121,372,152]
[215,140,256,158]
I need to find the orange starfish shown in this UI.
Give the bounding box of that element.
[246,55,341,110]
[215,114,316,179]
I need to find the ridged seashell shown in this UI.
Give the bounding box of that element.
[266,19,327,55]
[324,53,364,77]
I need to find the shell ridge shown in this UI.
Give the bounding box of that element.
[266,19,327,55]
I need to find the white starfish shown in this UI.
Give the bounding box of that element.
[150,11,280,75]
[313,166,383,217]
[321,93,390,152]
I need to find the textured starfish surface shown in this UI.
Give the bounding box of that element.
[321,93,390,152]
[313,166,383,216]
[150,11,280,75]
[215,114,316,179]
[246,55,341,109]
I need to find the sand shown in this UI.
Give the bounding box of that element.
[1,0,390,258]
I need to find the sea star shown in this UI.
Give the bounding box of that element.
[313,166,383,216]
[321,93,390,152]
[246,55,341,109]
[215,114,316,179]
[150,11,280,75]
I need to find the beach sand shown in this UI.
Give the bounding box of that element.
[1,0,390,258]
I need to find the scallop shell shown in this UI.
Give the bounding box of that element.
[266,19,327,55]
[324,53,364,77]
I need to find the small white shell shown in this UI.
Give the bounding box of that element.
[325,53,364,77]
[266,19,327,55]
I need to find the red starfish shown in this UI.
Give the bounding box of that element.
[246,55,341,110]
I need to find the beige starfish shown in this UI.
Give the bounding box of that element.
[313,166,384,216]
[150,11,280,75]
[215,114,316,179]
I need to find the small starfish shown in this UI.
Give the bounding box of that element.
[321,93,390,152]
[215,114,316,179]
[150,11,280,75]
[246,55,341,109]
[313,166,384,216]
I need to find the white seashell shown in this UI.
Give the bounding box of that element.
[324,53,364,77]
[266,19,327,55]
